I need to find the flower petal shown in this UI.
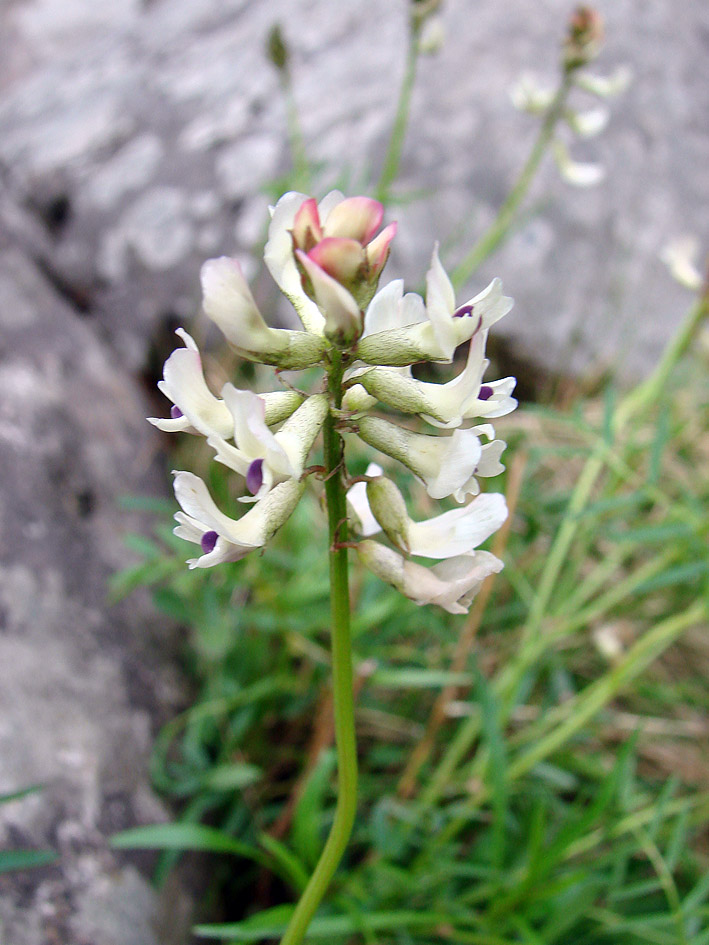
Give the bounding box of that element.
[323,196,384,243]
[172,472,304,568]
[346,463,384,537]
[202,256,325,369]
[352,416,482,501]
[307,237,366,284]
[365,476,507,558]
[296,251,363,346]
[148,329,233,438]
[361,279,426,339]
[356,541,503,613]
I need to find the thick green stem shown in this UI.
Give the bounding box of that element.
[280,350,357,945]
[451,73,573,290]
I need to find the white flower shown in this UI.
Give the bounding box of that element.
[148,329,304,437]
[355,246,512,365]
[201,256,326,369]
[466,424,508,494]
[354,329,516,429]
[346,463,383,537]
[148,329,233,437]
[296,250,363,346]
[361,474,508,559]
[510,72,556,114]
[356,540,503,614]
[418,15,445,55]
[574,65,632,99]
[172,472,305,568]
[207,391,328,502]
[565,106,610,138]
[264,191,338,334]
[660,237,703,292]
[360,279,426,338]
[351,416,484,502]
[553,140,605,187]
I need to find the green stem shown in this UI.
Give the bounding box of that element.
[375,23,421,204]
[451,73,573,290]
[281,72,311,193]
[280,350,358,945]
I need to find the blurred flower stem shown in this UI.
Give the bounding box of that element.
[451,73,573,290]
[375,17,422,205]
[268,24,312,192]
[280,350,358,945]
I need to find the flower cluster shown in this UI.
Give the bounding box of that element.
[510,6,630,189]
[150,191,517,613]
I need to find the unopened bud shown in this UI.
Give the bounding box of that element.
[266,24,289,73]
[410,0,443,28]
[563,6,604,71]
[366,476,411,552]
[418,15,445,54]
[296,250,363,347]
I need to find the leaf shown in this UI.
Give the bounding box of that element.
[0,849,57,873]
[110,822,265,864]
[0,784,46,805]
[291,749,336,869]
[257,834,309,893]
[475,667,508,871]
[194,908,453,941]
[370,668,472,689]
[636,561,709,593]
[201,763,262,793]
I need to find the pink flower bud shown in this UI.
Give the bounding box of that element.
[322,196,384,243]
[292,197,323,251]
[296,250,363,346]
[307,237,366,285]
[366,222,398,279]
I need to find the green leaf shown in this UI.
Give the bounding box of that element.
[122,533,163,558]
[257,834,309,893]
[110,822,264,863]
[291,749,336,869]
[194,908,452,940]
[370,668,472,688]
[475,668,508,871]
[636,560,709,592]
[0,849,57,873]
[0,784,46,805]
[201,763,262,793]
[606,521,694,545]
[649,402,671,484]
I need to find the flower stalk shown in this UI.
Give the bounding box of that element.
[151,189,515,940]
[280,351,358,945]
[451,73,573,290]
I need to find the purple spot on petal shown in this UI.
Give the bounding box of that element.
[201,530,218,554]
[246,458,264,495]
[170,405,183,419]
[453,303,474,319]
[479,385,494,401]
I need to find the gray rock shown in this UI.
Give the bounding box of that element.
[0,0,706,377]
[0,230,193,944]
[0,1,706,940]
